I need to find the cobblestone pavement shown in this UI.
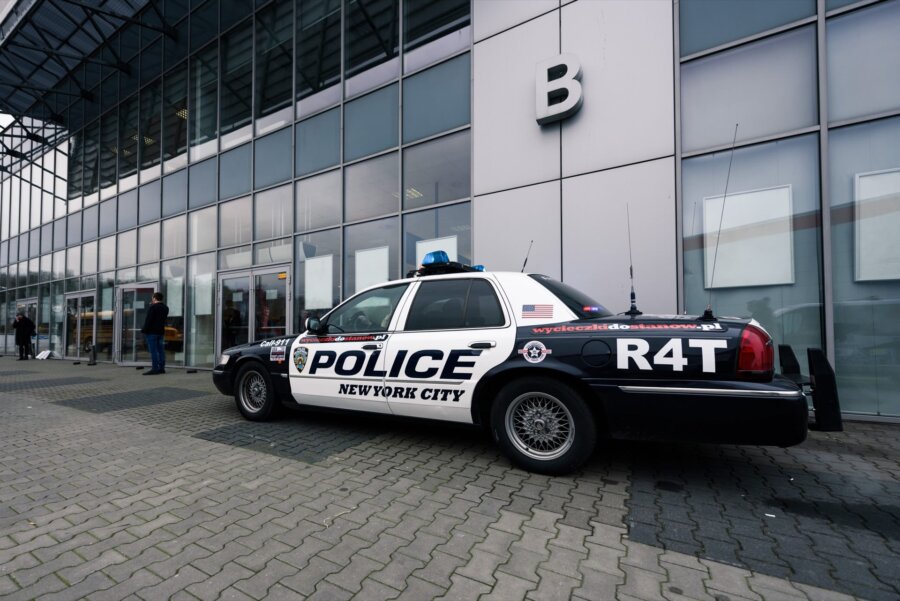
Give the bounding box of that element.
[1,360,898,601]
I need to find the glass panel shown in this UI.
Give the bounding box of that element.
[65,296,79,357]
[119,189,138,230]
[681,26,817,153]
[402,202,471,274]
[188,252,216,366]
[403,54,470,143]
[162,169,187,217]
[97,272,114,360]
[139,222,161,264]
[53,249,66,279]
[82,240,98,274]
[49,281,65,354]
[53,219,65,250]
[120,287,154,363]
[346,0,399,92]
[189,44,219,160]
[162,258,186,366]
[827,0,900,123]
[222,0,252,30]
[138,263,159,282]
[679,0,815,57]
[403,130,470,209]
[255,184,293,240]
[255,0,293,132]
[219,245,252,269]
[297,0,341,112]
[83,120,100,199]
[404,0,469,52]
[67,247,81,278]
[118,229,137,267]
[99,199,117,236]
[221,274,250,350]
[682,134,822,378]
[345,152,399,222]
[345,83,399,161]
[220,19,254,148]
[344,216,399,295]
[220,143,251,199]
[139,179,161,224]
[189,157,217,207]
[78,293,95,358]
[296,228,341,328]
[163,62,188,171]
[296,169,341,232]
[119,95,139,188]
[140,79,163,180]
[219,196,251,247]
[253,238,292,264]
[189,205,217,252]
[829,116,900,416]
[83,204,99,240]
[67,132,84,201]
[191,0,217,51]
[98,236,116,272]
[296,108,340,176]
[254,127,292,189]
[323,283,407,334]
[117,268,136,284]
[254,271,288,341]
[162,215,187,259]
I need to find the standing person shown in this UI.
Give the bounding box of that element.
[141,292,169,375]
[12,313,36,360]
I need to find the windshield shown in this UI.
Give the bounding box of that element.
[322,284,409,333]
[529,274,612,319]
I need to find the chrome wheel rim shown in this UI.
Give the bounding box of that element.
[505,392,574,461]
[239,371,267,412]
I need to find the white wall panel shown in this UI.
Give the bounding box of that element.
[562,157,676,314]
[474,12,561,196]
[473,0,559,42]
[474,181,561,279]
[560,0,674,177]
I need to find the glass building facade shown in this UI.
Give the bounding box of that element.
[1,0,899,419]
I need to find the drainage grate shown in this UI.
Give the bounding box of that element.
[0,377,101,392]
[54,387,207,413]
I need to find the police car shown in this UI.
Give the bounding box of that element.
[213,251,808,475]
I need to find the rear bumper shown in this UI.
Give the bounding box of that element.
[594,377,808,447]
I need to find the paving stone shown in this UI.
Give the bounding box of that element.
[184,562,255,601]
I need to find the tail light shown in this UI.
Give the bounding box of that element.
[737,324,774,381]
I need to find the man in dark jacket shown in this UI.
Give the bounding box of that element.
[12,313,36,360]
[141,292,169,375]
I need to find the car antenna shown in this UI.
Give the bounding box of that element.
[624,203,642,316]
[702,122,739,322]
[520,239,534,273]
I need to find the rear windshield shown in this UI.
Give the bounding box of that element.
[530,274,613,319]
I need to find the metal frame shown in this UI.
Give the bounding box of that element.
[113,281,156,365]
[62,289,97,358]
[215,264,292,357]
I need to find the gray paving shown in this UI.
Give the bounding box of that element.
[0,358,896,600]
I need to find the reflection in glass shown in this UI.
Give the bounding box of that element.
[220,143,251,199]
[402,202,471,274]
[219,196,251,247]
[221,20,253,148]
[296,228,341,328]
[255,127,292,189]
[188,252,216,366]
[98,236,116,272]
[119,189,138,230]
[140,79,163,180]
[296,169,341,232]
[163,63,188,171]
[254,239,292,265]
[403,54,470,143]
[83,204,99,240]
[119,95,139,189]
[404,0,469,52]
[345,152,399,222]
[346,0,399,93]
[189,157,217,207]
[221,274,250,349]
[344,84,398,161]
[118,229,137,267]
[162,258,186,366]
[189,44,219,160]
[682,134,822,376]
[99,199,117,236]
[139,179,161,224]
[219,245,252,269]
[829,116,900,416]
[82,240,98,274]
[189,205,217,252]
[162,168,187,216]
[162,215,187,259]
[67,132,84,201]
[255,271,288,340]
[403,131,470,209]
[139,222,161,264]
[297,0,341,113]
[255,0,293,133]
[255,184,293,240]
[82,121,100,200]
[67,246,81,278]
[296,108,340,176]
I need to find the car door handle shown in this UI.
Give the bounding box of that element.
[362,344,381,350]
[469,341,496,349]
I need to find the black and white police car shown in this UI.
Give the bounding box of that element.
[213,251,809,474]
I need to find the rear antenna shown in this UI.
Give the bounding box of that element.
[520,239,534,273]
[702,122,739,321]
[624,204,642,316]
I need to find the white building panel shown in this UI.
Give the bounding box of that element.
[473,0,559,42]
[474,181,561,279]
[562,157,677,314]
[473,12,561,196]
[560,0,674,177]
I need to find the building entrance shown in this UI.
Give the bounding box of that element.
[218,267,290,355]
[64,293,96,359]
[14,298,39,356]
[116,284,157,365]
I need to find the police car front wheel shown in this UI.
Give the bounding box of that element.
[235,363,279,421]
[491,378,595,475]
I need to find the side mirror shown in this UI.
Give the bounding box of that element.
[305,317,322,334]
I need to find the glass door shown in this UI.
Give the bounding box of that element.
[64,294,96,359]
[15,298,39,356]
[217,267,290,355]
[116,285,156,364]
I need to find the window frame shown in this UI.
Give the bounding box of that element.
[402,277,508,332]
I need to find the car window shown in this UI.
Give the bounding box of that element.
[405,279,505,331]
[529,274,612,318]
[324,284,409,333]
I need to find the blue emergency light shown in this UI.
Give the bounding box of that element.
[422,250,450,266]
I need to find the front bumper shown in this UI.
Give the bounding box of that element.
[212,367,233,396]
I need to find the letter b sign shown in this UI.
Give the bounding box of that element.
[535,54,583,125]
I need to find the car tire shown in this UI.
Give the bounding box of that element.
[234,362,280,421]
[490,377,596,475]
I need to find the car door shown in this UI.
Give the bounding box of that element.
[381,276,516,423]
[289,283,412,413]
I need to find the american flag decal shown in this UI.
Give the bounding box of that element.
[522,304,554,318]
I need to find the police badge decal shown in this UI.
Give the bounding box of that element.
[293,346,309,373]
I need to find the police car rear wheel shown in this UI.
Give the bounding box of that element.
[492,378,595,475]
[235,363,278,421]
